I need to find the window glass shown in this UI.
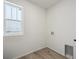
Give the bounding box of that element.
[5,4,11,19]
[5,20,22,32]
[17,8,22,21]
[4,1,23,36]
[12,6,17,20]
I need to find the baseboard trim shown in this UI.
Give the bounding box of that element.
[13,47,67,59]
[12,47,46,59]
[47,47,67,58]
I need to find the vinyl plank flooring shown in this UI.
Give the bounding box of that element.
[18,47,67,59]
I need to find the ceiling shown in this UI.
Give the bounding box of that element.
[26,0,62,8]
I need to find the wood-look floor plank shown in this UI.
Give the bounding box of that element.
[18,48,67,59]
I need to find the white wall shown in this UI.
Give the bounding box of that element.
[3,0,48,59]
[4,0,76,59]
[47,0,76,56]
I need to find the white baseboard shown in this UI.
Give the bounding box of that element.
[13,47,46,59]
[47,47,65,57]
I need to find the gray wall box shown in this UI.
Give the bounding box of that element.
[65,45,73,59]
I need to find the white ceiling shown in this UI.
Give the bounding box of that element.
[26,0,62,8]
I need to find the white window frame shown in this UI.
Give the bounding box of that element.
[4,1,24,36]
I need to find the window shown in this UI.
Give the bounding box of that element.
[4,1,23,36]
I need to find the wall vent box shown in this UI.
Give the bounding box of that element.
[51,32,54,35]
[65,45,73,59]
